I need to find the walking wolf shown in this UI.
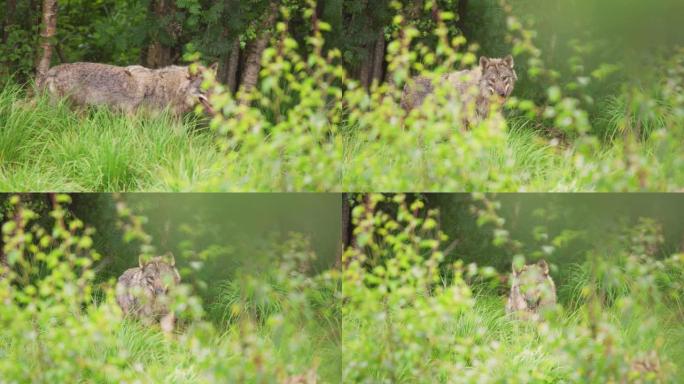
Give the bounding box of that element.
[39,62,217,116]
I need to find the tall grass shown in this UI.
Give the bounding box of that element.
[343,194,684,383]
[0,195,341,383]
[0,84,222,191]
[1,72,683,191]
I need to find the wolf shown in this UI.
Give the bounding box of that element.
[401,55,517,126]
[116,253,181,332]
[505,259,556,318]
[39,62,217,116]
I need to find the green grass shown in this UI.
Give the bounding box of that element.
[1,83,682,191]
[0,275,341,383]
[0,84,222,191]
[343,273,684,383]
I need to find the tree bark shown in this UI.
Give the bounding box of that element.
[341,194,352,251]
[225,37,240,93]
[146,0,175,68]
[36,0,57,85]
[456,0,469,39]
[371,30,385,85]
[359,44,372,89]
[239,1,278,104]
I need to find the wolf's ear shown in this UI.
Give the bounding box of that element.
[503,55,514,69]
[537,259,549,275]
[139,256,146,269]
[209,62,219,74]
[480,56,490,70]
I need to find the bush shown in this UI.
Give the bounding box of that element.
[342,194,683,383]
[0,194,340,382]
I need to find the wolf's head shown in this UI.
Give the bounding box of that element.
[512,259,553,311]
[479,55,517,103]
[139,253,181,297]
[184,63,218,114]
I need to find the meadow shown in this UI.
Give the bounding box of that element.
[342,194,684,383]
[0,194,342,382]
[1,76,682,192]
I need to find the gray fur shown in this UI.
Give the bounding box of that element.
[401,55,517,126]
[39,62,216,116]
[506,259,556,318]
[116,254,181,331]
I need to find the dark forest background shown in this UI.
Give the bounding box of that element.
[3,0,684,111]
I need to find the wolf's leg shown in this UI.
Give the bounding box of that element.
[160,312,175,333]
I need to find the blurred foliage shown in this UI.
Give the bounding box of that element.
[0,194,341,382]
[186,0,684,191]
[343,193,684,382]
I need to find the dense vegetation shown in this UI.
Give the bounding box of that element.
[343,193,684,382]
[2,193,683,382]
[0,194,342,382]
[1,0,683,191]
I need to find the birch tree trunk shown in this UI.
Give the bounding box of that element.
[36,0,57,85]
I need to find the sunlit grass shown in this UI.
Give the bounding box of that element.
[1,83,682,191]
[0,84,221,191]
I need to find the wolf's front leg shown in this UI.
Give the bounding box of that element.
[160,312,175,334]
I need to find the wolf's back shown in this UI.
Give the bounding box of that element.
[40,63,145,112]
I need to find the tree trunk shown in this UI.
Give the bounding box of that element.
[456,0,469,38]
[239,1,278,104]
[225,37,240,93]
[371,30,385,85]
[2,0,17,43]
[359,44,372,89]
[36,0,57,84]
[146,0,175,68]
[341,194,352,250]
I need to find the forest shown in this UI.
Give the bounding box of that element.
[1,0,683,191]
[0,193,342,382]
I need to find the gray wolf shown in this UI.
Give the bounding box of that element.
[401,55,517,126]
[505,259,556,317]
[115,253,181,332]
[39,62,217,116]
